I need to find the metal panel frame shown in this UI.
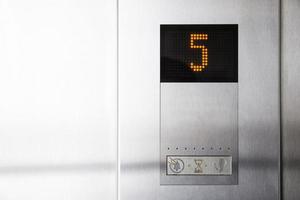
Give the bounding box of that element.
[119,0,280,199]
[282,0,300,200]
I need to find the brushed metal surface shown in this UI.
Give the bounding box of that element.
[282,0,300,200]
[119,0,280,199]
[0,1,117,199]
[160,83,237,184]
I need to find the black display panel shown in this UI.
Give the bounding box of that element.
[161,25,238,82]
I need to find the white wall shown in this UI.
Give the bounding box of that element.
[0,0,117,199]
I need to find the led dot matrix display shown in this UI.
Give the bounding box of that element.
[190,33,208,72]
[161,25,238,82]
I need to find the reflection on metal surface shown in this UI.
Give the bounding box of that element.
[0,162,114,174]
[120,157,279,172]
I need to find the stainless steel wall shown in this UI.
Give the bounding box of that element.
[0,0,299,199]
[282,0,300,200]
[0,1,117,199]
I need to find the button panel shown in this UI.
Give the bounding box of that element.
[167,156,232,175]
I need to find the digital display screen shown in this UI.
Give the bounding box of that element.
[161,25,238,82]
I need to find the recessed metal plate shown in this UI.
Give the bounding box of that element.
[160,83,238,185]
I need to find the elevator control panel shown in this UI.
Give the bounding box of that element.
[167,156,232,175]
[160,25,238,185]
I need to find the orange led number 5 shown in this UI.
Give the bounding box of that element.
[190,33,208,72]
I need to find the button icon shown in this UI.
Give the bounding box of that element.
[194,159,204,173]
[168,158,184,173]
[214,158,227,173]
